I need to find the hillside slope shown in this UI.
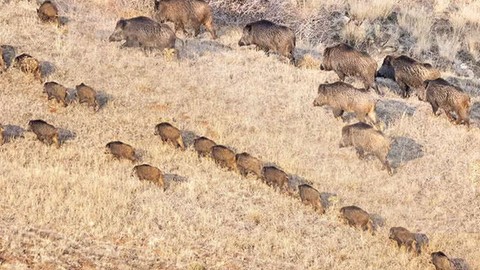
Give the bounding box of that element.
[0,1,479,269]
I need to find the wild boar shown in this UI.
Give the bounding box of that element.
[37,1,59,25]
[13,54,42,82]
[389,227,418,254]
[235,152,263,178]
[339,205,374,234]
[261,166,289,191]
[27,119,60,148]
[377,55,441,99]
[75,83,99,111]
[105,141,136,162]
[431,252,454,270]
[43,81,68,106]
[132,164,165,190]
[153,0,216,39]
[238,20,296,63]
[0,47,5,73]
[425,78,471,127]
[154,122,185,149]
[193,136,216,157]
[313,81,379,127]
[320,43,381,95]
[211,145,236,171]
[109,16,177,51]
[339,122,393,175]
[298,184,325,214]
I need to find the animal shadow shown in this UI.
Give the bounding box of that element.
[181,130,197,148]
[39,61,56,78]
[370,213,386,228]
[181,39,232,60]
[376,99,416,127]
[288,174,312,194]
[376,77,403,97]
[2,124,25,143]
[1,45,16,67]
[388,136,424,168]
[470,102,480,123]
[164,173,188,190]
[58,128,76,143]
[451,258,471,270]
[319,192,338,209]
[59,16,69,26]
[95,91,110,110]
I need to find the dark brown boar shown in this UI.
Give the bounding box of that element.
[238,20,296,63]
[431,252,454,270]
[132,164,165,190]
[37,1,59,25]
[105,141,136,162]
[339,122,393,175]
[43,81,68,106]
[75,83,99,111]
[13,54,42,82]
[425,78,471,127]
[313,81,379,127]
[389,227,418,254]
[235,152,263,178]
[320,43,381,95]
[377,55,441,99]
[154,122,185,149]
[339,205,374,234]
[193,136,216,157]
[298,184,325,214]
[154,0,216,39]
[211,145,236,171]
[109,16,177,51]
[261,166,289,191]
[27,119,60,148]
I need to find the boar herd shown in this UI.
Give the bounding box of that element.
[0,0,474,269]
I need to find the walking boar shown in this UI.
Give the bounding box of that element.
[389,227,418,254]
[109,16,177,51]
[425,78,471,127]
[75,83,99,111]
[431,252,454,270]
[238,20,296,63]
[320,43,381,95]
[154,0,216,39]
[339,205,374,234]
[27,119,60,148]
[261,166,289,191]
[37,1,59,25]
[105,141,136,162]
[235,152,263,178]
[132,164,165,190]
[193,136,216,157]
[298,184,325,214]
[13,54,42,82]
[339,122,393,175]
[43,81,68,106]
[154,122,185,150]
[313,81,379,127]
[377,55,440,99]
[211,145,236,171]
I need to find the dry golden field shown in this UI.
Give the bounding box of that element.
[1,0,480,269]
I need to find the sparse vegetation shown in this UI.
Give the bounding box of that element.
[0,0,480,269]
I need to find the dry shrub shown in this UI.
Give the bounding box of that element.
[296,54,320,69]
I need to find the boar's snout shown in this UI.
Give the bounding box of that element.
[238,39,246,46]
[108,32,121,42]
[320,64,325,70]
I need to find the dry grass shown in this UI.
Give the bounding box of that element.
[1,0,480,269]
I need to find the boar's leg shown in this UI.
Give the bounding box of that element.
[355,148,366,159]
[445,110,456,122]
[397,81,409,98]
[430,101,440,115]
[332,108,344,118]
[204,19,216,39]
[335,70,345,81]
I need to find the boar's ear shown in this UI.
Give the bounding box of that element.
[118,18,127,28]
